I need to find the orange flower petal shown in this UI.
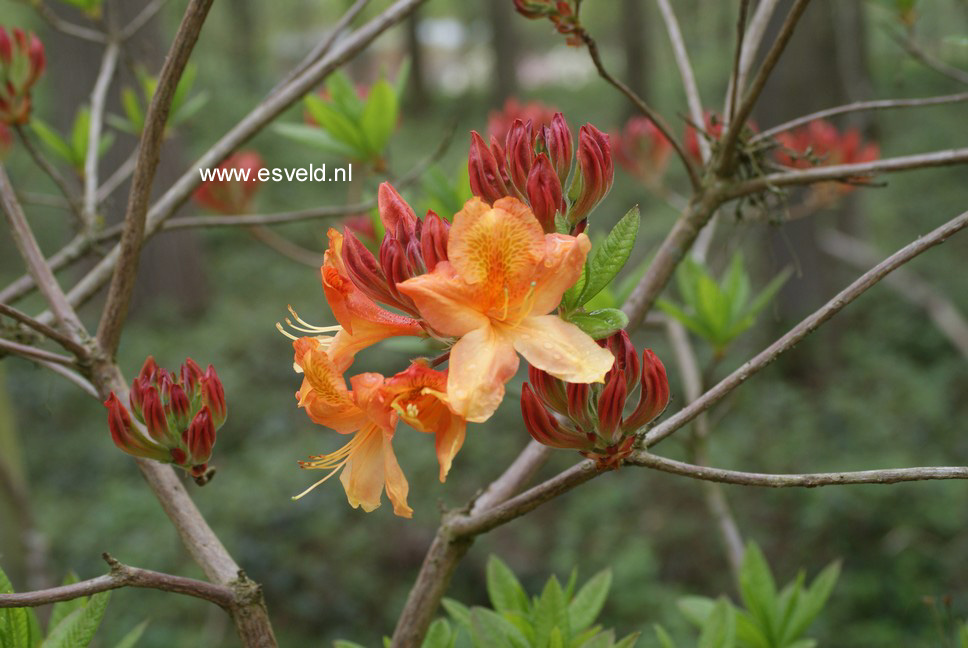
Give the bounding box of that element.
[433,415,466,482]
[293,338,365,432]
[529,233,591,316]
[338,424,388,513]
[448,197,545,290]
[397,261,489,337]
[509,315,614,383]
[447,325,520,423]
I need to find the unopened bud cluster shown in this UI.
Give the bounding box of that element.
[522,330,669,468]
[341,183,450,316]
[469,113,613,234]
[0,27,45,125]
[512,1,583,45]
[105,357,227,483]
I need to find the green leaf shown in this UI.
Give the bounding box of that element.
[785,561,840,641]
[561,265,587,312]
[568,569,612,633]
[303,95,368,156]
[273,123,360,159]
[564,309,629,340]
[42,591,110,648]
[29,120,74,164]
[392,59,411,100]
[70,108,91,169]
[584,285,618,311]
[576,629,615,648]
[613,632,640,648]
[657,298,716,341]
[485,556,530,615]
[112,621,148,648]
[533,576,570,648]
[654,625,678,648]
[735,612,770,648]
[785,640,816,648]
[422,619,453,648]
[360,79,398,156]
[698,598,735,648]
[738,544,778,646]
[120,87,145,133]
[677,596,716,628]
[47,573,83,633]
[576,207,640,307]
[442,598,472,630]
[325,70,365,118]
[469,608,525,648]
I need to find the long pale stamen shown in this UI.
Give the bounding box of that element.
[291,431,367,500]
[276,304,342,340]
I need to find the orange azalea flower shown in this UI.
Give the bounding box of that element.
[292,337,411,517]
[398,196,614,423]
[383,359,466,481]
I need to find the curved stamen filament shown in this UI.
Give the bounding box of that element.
[276,304,343,341]
[291,429,369,500]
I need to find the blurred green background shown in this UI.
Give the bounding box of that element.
[1,0,967,645]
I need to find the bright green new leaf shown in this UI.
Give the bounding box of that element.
[486,556,530,615]
[422,618,454,648]
[42,591,110,648]
[273,123,360,160]
[576,207,640,307]
[470,607,527,648]
[698,598,736,648]
[533,576,570,648]
[784,561,840,642]
[48,572,84,632]
[361,79,398,156]
[677,596,716,628]
[569,569,612,634]
[654,625,679,648]
[738,543,779,646]
[565,308,628,340]
[30,120,74,164]
[442,598,472,629]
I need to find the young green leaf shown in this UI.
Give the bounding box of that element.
[654,625,679,648]
[698,598,736,648]
[42,591,110,648]
[785,560,840,642]
[677,596,716,628]
[442,598,472,630]
[303,96,368,156]
[47,573,84,633]
[273,123,360,160]
[30,120,74,164]
[469,607,526,648]
[576,207,640,307]
[112,620,149,648]
[532,576,570,648]
[738,544,779,646]
[568,569,612,634]
[614,631,641,648]
[422,618,454,648]
[361,79,398,156]
[486,556,530,615]
[70,108,91,168]
[564,308,629,340]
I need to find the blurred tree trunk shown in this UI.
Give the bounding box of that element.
[621,0,649,107]
[405,8,430,112]
[489,0,519,104]
[752,0,871,374]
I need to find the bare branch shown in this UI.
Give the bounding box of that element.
[96,0,215,357]
[735,0,780,98]
[892,30,968,87]
[0,234,90,305]
[33,360,98,397]
[83,43,120,227]
[578,30,702,191]
[716,0,811,176]
[725,147,968,199]
[644,209,968,448]
[0,338,76,367]
[31,1,107,43]
[470,441,553,513]
[656,0,709,163]
[723,0,750,127]
[97,151,139,204]
[0,302,89,358]
[13,125,84,220]
[121,0,171,41]
[626,453,968,488]
[0,164,87,341]
[754,91,968,142]
[0,553,233,609]
[818,228,968,360]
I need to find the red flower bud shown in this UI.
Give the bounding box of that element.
[380,235,419,314]
[468,131,511,204]
[138,356,158,385]
[623,349,670,431]
[186,407,216,464]
[0,29,11,65]
[513,0,555,18]
[521,384,586,449]
[180,357,204,396]
[104,393,168,462]
[201,365,227,429]
[567,124,613,225]
[528,365,568,413]
[420,210,450,272]
[597,369,627,444]
[141,387,170,443]
[341,228,398,307]
[526,153,563,234]
[26,34,45,85]
[566,381,592,427]
[506,119,534,197]
[169,383,192,431]
[601,331,640,394]
[543,113,573,186]
[377,182,417,235]
[0,123,10,160]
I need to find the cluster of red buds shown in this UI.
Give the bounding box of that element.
[469,113,613,234]
[192,151,265,214]
[0,27,46,125]
[487,97,558,143]
[521,331,670,468]
[104,357,227,484]
[341,183,450,317]
[774,119,879,171]
[612,116,672,188]
[512,1,584,46]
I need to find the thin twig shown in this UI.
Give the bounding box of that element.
[470,441,553,513]
[579,29,701,191]
[726,147,968,199]
[754,91,968,142]
[656,0,708,164]
[626,453,968,488]
[96,0,215,357]
[31,359,99,397]
[891,30,968,86]
[644,209,968,448]
[83,43,121,228]
[724,0,750,127]
[0,234,90,305]
[247,225,320,267]
[715,0,811,177]
[0,553,233,609]
[30,1,108,43]
[0,163,87,341]
[97,151,139,204]
[13,125,84,220]
[121,0,171,41]
[818,228,968,360]
[0,338,76,367]
[0,302,89,358]
[735,0,780,102]
[272,0,372,94]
